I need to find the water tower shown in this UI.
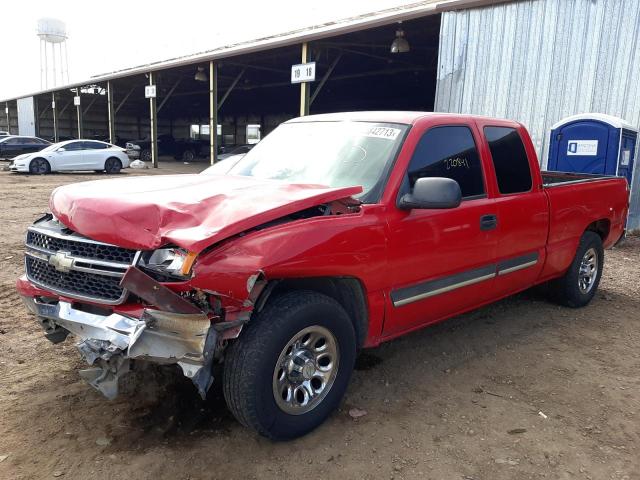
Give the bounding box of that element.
[37,18,69,89]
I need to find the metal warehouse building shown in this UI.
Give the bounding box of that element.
[2,0,640,226]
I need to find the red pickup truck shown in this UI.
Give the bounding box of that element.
[17,112,628,440]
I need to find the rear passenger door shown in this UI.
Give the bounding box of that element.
[384,123,499,336]
[82,141,109,168]
[481,125,549,296]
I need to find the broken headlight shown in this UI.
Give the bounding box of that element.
[140,248,197,280]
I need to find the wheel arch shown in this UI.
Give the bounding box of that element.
[104,156,122,171]
[585,218,610,242]
[256,276,369,348]
[29,157,51,172]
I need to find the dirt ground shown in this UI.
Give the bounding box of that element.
[0,164,638,480]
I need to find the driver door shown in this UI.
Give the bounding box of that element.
[53,141,85,170]
[384,123,499,337]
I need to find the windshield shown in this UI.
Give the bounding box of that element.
[227,121,408,202]
[40,142,66,153]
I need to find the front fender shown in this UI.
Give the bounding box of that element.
[187,206,388,338]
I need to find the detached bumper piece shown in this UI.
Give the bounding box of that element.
[22,297,216,399]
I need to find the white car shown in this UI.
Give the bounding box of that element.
[9,140,130,174]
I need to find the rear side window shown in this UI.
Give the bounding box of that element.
[83,141,107,150]
[484,126,532,194]
[65,142,84,151]
[407,126,485,198]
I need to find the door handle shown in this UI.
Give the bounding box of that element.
[480,214,498,231]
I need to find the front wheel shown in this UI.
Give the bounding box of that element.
[140,149,152,162]
[104,157,122,174]
[549,231,604,307]
[223,291,356,440]
[29,158,50,174]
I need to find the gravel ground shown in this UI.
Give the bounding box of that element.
[0,165,638,480]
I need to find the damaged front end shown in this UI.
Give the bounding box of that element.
[17,215,268,400]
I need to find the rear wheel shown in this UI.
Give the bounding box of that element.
[104,157,122,174]
[182,149,195,162]
[29,158,50,174]
[140,149,152,162]
[223,291,356,440]
[549,231,604,307]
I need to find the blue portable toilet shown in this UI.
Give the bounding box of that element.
[548,113,638,186]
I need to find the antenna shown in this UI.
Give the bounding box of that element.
[37,18,69,89]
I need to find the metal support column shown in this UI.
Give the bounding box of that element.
[34,96,40,137]
[52,92,58,143]
[209,60,218,165]
[149,72,158,168]
[107,81,116,144]
[75,89,83,138]
[299,42,310,117]
[5,102,10,134]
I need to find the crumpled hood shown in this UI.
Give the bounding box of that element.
[50,174,362,252]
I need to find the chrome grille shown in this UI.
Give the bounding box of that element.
[25,221,139,305]
[26,230,136,263]
[26,256,125,302]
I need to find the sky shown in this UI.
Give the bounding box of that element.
[1,0,413,100]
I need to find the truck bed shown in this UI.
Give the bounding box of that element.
[542,170,618,187]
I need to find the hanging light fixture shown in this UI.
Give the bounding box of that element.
[390,22,410,53]
[194,66,208,82]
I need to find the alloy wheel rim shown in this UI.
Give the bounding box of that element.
[578,247,598,293]
[34,159,46,173]
[106,159,120,172]
[272,325,339,415]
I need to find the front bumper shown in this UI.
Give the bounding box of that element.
[21,294,216,399]
[9,162,28,172]
[126,149,140,159]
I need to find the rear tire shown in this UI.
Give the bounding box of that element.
[549,231,604,308]
[29,157,50,175]
[223,291,356,440]
[104,157,122,174]
[182,149,195,162]
[140,149,152,162]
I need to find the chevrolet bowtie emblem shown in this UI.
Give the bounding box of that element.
[49,251,74,273]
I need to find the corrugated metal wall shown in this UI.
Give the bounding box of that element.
[435,0,640,230]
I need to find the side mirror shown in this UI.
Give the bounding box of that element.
[399,177,462,210]
[57,147,66,152]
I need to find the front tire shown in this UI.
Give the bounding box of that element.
[104,157,122,174]
[140,149,152,162]
[549,231,604,307]
[29,157,50,174]
[223,291,356,440]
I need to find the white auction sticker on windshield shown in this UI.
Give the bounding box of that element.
[364,127,402,140]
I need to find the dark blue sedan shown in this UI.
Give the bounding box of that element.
[0,136,51,159]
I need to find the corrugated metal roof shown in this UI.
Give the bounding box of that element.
[1,0,505,103]
[435,0,640,230]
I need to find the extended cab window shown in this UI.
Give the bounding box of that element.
[406,126,485,198]
[484,126,532,194]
